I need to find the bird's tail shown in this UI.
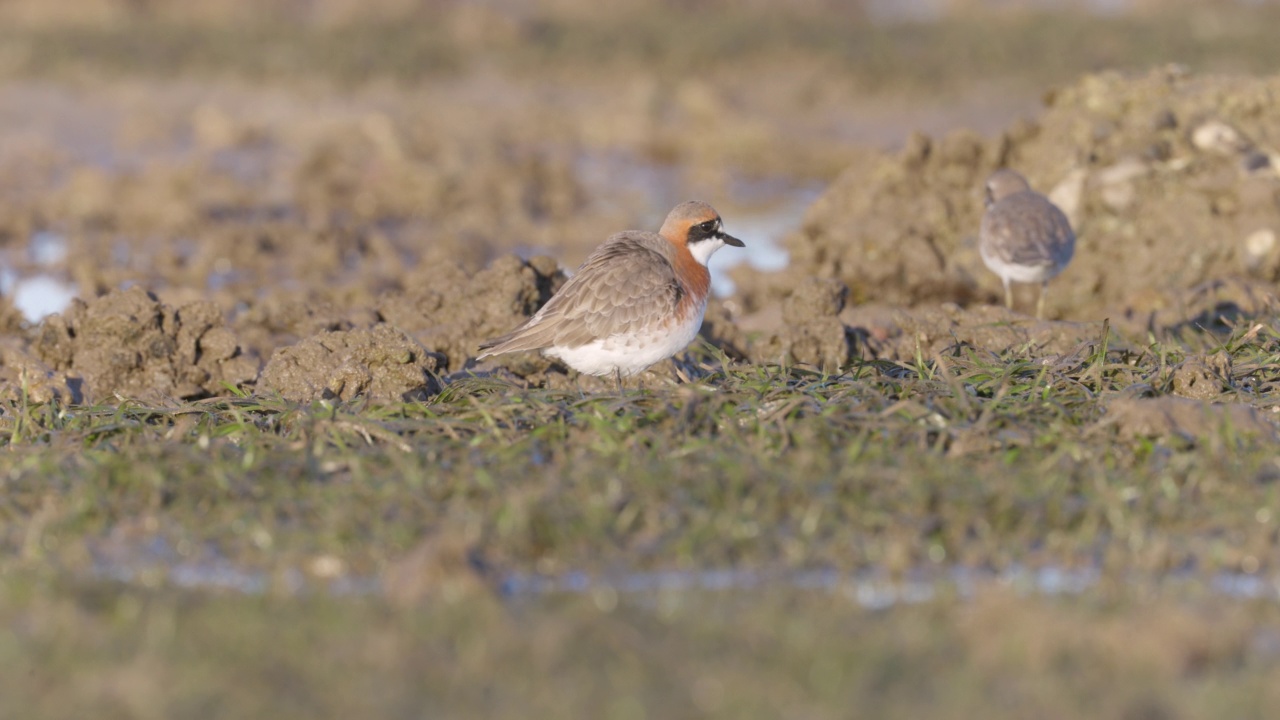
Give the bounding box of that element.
[475,321,552,360]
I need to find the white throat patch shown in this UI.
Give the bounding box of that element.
[688,236,727,267]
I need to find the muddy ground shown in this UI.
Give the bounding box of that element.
[6,2,1280,718]
[2,67,1279,404]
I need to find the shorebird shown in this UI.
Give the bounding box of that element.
[979,169,1076,319]
[477,200,744,390]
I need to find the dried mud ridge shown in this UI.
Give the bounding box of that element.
[1,68,1279,411]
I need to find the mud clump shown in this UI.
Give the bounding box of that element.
[750,277,852,370]
[33,286,257,402]
[382,530,494,607]
[746,67,1280,326]
[259,323,444,403]
[377,253,566,374]
[1171,352,1233,400]
[849,303,1111,361]
[1104,396,1274,444]
[0,338,82,404]
[234,295,379,364]
[0,298,71,402]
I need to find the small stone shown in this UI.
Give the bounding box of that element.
[1191,120,1251,155]
[1244,228,1276,260]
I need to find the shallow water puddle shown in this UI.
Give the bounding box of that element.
[89,536,380,596]
[709,189,817,297]
[87,533,1280,607]
[865,0,1178,25]
[0,230,78,322]
[504,565,1280,607]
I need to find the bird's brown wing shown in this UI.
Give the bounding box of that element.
[477,233,682,357]
[981,193,1075,269]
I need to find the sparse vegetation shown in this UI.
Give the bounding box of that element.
[4,324,1280,716]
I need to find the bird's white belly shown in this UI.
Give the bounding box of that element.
[979,247,1065,284]
[546,303,706,377]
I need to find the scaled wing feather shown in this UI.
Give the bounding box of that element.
[477,232,682,357]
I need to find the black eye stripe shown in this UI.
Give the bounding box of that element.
[688,219,720,242]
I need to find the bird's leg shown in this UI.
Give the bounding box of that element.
[671,357,692,384]
[1036,281,1048,320]
[1003,278,1014,311]
[614,367,624,396]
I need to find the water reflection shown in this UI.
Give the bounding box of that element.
[87,532,1280,606]
[0,231,78,322]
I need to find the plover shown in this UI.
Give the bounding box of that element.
[979,169,1076,319]
[477,200,744,388]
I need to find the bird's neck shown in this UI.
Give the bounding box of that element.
[672,244,711,307]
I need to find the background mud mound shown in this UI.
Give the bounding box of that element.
[378,254,566,374]
[259,324,444,403]
[736,67,1280,324]
[33,286,256,402]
